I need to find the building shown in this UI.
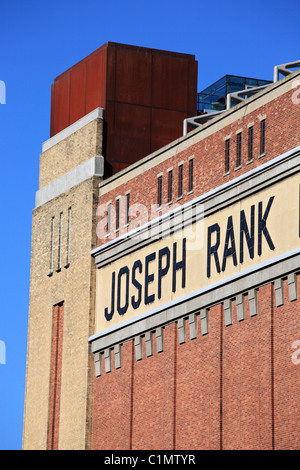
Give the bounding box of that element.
[197,74,272,113]
[23,43,300,450]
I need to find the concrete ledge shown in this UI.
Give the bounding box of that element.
[42,108,103,152]
[35,155,104,207]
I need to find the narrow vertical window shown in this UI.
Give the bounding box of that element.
[236,133,242,167]
[248,126,253,161]
[178,164,183,198]
[48,301,64,450]
[116,198,120,231]
[260,119,266,155]
[57,212,63,272]
[107,203,111,235]
[168,170,173,203]
[225,139,230,173]
[49,216,55,275]
[65,207,71,267]
[188,158,194,192]
[157,175,162,207]
[126,193,130,225]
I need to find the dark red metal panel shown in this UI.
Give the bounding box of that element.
[187,59,198,114]
[103,43,197,173]
[85,46,107,115]
[115,47,152,106]
[109,161,132,175]
[69,63,86,124]
[102,101,115,176]
[151,108,188,153]
[50,43,108,136]
[52,72,70,136]
[113,102,151,164]
[49,42,198,177]
[105,45,116,102]
[152,55,189,111]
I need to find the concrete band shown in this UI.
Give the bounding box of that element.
[89,145,300,375]
[35,155,104,207]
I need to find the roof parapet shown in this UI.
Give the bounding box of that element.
[183,60,300,136]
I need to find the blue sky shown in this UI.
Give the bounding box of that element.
[0,0,299,450]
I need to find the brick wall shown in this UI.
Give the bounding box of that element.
[96,77,300,244]
[91,72,300,450]
[23,113,103,449]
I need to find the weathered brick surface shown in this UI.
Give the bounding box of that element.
[273,280,300,449]
[92,285,300,450]
[221,285,274,450]
[131,323,177,450]
[175,305,222,450]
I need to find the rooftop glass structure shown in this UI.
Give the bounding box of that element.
[197,75,272,113]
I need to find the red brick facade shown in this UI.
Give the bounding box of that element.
[97,85,300,240]
[91,75,300,450]
[91,281,300,450]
